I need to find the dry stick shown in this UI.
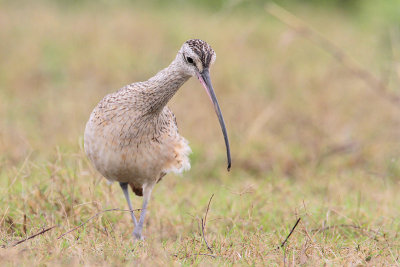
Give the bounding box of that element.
[11,225,57,247]
[281,218,301,248]
[57,208,140,240]
[201,194,215,254]
[265,3,400,106]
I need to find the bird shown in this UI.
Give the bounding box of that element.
[84,39,231,241]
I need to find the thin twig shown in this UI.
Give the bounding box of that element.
[281,218,301,248]
[201,194,214,254]
[11,225,57,247]
[265,3,400,106]
[57,208,140,240]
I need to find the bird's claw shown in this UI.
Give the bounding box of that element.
[133,230,145,241]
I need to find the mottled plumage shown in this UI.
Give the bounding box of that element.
[84,39,230,241]
[185,39,215,68]
[85,61,191,195]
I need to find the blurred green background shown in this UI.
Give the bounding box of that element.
[1,0,400,176]
[0,0,400,172]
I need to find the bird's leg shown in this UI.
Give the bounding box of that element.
[132,183,153,240]
[119,182,138,228]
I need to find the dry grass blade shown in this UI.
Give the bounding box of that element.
[201,218,215,256]
[172,252,218,260]
[203,194,214,229]
[196,253,218,257]
[57,208,140,240]
[201,194,215,255]
[23,214,27,235]
[311,223,383,238]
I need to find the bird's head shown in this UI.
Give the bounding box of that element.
[177,39,231,171]
[178,39,216,76]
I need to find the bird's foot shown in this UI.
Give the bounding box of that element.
[132,230,145,241]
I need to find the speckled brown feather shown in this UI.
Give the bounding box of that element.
[185,39,215,68]
[84,40,215,196]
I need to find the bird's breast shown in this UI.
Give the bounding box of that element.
[84,106,191,183]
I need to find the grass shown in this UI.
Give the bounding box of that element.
[1,1,400,265]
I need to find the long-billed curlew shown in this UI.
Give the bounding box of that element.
[84,39,231,240]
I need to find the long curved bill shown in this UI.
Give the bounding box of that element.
[196,69,231,171]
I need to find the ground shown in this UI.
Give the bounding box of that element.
[1,1,400,265]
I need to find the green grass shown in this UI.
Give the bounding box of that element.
[1,1,400,265]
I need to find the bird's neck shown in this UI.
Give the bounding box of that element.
[139,60,190,115]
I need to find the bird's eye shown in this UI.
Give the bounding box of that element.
[186,57,194,64]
